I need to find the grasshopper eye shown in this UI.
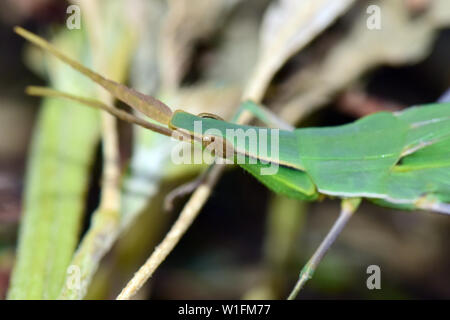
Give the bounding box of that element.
[198,113,224,121]
[202,136,215,143]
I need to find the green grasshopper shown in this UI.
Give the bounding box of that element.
[15,27,450,299]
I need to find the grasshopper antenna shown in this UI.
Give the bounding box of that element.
[15,26,173,125]
[26,86,177,138]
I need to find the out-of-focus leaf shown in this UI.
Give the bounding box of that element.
[244,0,355,101]
[430,0,450,26]
[7,29,101,299]
[273,0,450,122]
[160,0,241,90]
[203,0,263,86]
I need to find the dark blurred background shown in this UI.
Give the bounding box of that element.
[0,0,450,300]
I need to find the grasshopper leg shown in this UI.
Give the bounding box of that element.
[232,101,295,131]
[438,87,450,103]
[287,198,361,300]
[163,167,213,212]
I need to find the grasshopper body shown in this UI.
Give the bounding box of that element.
[170,105,450,213]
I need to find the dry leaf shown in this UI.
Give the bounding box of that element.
[160,0,241,90]
[244,0,356,102]
[269,0,450,123]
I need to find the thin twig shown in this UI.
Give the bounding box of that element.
[116,164,224,299]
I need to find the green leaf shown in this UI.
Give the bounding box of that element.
[7,29,100,299]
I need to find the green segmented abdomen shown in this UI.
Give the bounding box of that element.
[296,112,407,198]
[297,103,450,208]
